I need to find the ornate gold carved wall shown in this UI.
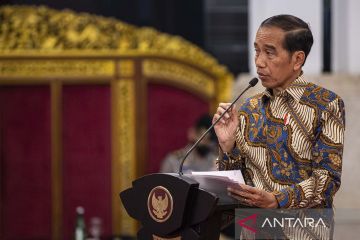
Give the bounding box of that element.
[0,5,233,239]
[143,59,215,98]
[111,79,137,235]
[0,5,232,85]
[0,59,115,78]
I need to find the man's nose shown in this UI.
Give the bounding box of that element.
[255,54,266,68]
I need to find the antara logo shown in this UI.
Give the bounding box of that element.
[237,213,327,233]
[237,214,258,233]
[261,217,327,228]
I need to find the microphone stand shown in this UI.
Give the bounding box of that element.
[178,78,258,175]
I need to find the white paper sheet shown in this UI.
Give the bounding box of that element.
[191,170,245,184]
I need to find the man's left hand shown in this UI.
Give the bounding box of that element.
[228,183,278,208]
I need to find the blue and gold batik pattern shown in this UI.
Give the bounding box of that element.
[218,75,345,209]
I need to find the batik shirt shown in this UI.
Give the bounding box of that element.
[218,75,345,209]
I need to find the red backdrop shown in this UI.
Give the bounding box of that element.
[147,83,210,173]
[62,85,112,240]
[0,86,52,239]
[0,82,211,238]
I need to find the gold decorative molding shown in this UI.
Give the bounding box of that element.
[0,5,233,83]
[111,79,137,236]
[0,59,114,78]
[143,59,215,98]
[216,74,233,103]
[118,60,135,78]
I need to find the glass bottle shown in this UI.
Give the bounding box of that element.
[74,206,86,240]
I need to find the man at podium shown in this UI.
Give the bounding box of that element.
[121,14,345,240]
[213,14,345,210]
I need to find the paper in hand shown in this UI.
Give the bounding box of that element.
[187,170,245,197]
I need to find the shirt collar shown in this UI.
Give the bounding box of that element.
[261,73,308,103]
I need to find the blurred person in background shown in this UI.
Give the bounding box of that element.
[159,114,217,173]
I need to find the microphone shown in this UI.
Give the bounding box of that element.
[178,78,259,175]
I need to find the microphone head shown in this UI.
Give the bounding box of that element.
[249,78,259,87]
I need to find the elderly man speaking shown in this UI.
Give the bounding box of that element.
[213,14,345,239]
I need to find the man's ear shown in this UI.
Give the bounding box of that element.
[292,51,305,70]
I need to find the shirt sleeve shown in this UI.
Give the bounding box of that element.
[216,113,249,171]
[273,97,345,208]
[216,141,244,171]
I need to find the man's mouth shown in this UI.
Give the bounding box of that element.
[257,72,268,78]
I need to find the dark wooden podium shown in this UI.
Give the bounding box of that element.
[120,173,244,239]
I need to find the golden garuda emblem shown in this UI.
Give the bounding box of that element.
[147,186,173,223]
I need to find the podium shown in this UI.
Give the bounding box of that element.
[120,173,245,239]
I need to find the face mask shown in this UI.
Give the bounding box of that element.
[195,145,211,157]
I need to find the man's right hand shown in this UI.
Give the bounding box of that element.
[212,103,239,152]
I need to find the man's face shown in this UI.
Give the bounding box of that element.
[189,127,214,157]
[254,26,299,91]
